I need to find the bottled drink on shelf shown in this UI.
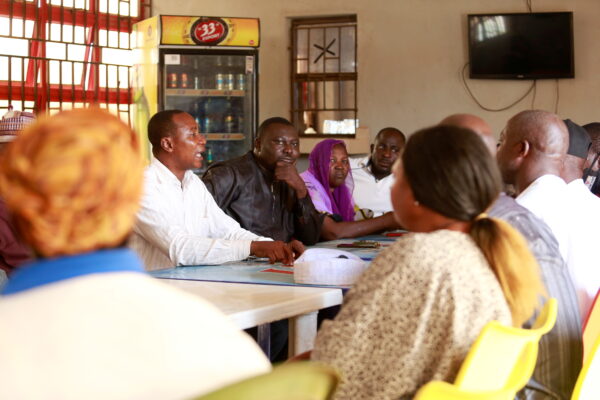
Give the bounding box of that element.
[216,73,225,90]
[203,117,212,133]
[224,74,235,90]
[167,73,178,88]
[206,147,213,165]
[180,73,189,88]
[194,76,200,89]
[236,74,246,90]
[224,114,235,133]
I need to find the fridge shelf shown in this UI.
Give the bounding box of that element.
[166,89,246,97]
[206,133,246,141]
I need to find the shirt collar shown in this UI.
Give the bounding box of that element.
[2,248,144,296]
[150,157,196,189]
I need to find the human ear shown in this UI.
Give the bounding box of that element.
[161,136,174,153]
[518,140,531,157]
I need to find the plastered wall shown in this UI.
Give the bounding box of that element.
[153,0,600,141]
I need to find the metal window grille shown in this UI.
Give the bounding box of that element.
[0,0,151,123]
[291,15,357,137]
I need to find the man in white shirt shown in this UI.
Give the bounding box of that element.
[561,119,600,316]
[350,127,405,219]
[130,110,302,271]
[496,110,598,318]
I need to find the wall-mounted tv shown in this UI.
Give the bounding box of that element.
[468,12,574,79]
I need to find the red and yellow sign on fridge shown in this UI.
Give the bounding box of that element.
[160,16,260,47]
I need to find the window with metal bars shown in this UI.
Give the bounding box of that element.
[0,0,151,123]
[291,15,357,137]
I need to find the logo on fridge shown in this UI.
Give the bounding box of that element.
[190,18,229,45]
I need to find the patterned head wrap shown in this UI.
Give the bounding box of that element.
[0,108,143,257]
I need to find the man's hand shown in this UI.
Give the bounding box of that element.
[274,160,308,198]
[288,239,305,260]
[250,241,294,265]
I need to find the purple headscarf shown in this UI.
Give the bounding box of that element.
[305,139,355,221]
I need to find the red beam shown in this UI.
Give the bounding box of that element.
[0,1,142,32]
[0,82,132,104]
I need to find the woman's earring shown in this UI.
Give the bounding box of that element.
[414,200,419,206]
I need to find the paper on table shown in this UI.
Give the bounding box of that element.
[294,248,368,286]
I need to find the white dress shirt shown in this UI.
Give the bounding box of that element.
[349,156,394,219]
[130,158,270,270]
[518,174,599,317]
[565,178,600,317]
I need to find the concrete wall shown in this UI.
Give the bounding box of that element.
[153,0,600,141]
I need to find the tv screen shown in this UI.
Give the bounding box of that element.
[468,12,574,79]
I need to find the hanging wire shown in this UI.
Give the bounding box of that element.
[530,79,537,109]
[526,0,533,12]
[461,63,536,112]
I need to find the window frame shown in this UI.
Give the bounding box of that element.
[0,0,151,120]
[290,14,358,138]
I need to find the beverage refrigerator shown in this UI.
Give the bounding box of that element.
[132,15,260,171]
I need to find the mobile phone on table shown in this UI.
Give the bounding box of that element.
[337,240,380,249]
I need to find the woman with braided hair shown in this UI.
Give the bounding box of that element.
[311,125,546,400]
[0,108,270,399]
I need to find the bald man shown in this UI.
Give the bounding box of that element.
[441,113,583,400]
[497,110,598,319]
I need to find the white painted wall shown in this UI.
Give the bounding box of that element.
[153,0,600,140]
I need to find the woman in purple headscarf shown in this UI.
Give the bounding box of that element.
[301,139,399,240]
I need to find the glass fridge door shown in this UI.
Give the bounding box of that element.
[162,52,256,171]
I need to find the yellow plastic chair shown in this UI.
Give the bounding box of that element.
[415,298,557,399]
[582,289,600,365]
[191,361,339,400]
[571,334,600,400]
[415,381,515,400]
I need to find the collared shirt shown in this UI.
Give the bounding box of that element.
[565,178,600,317]
[517,174,599,318]
[130,158,269,271]
[0,248,271,399]
[490,194,582,400]
[349,156,394,219]
[202,152,323,244]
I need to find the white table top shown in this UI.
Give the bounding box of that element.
[160,279,343,330]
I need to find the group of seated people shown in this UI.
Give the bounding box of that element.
[0,106,597,399]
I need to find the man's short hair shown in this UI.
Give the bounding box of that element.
[256,117,294,140]
[375,127,406,143]
[148,110,186,149]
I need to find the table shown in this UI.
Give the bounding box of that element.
[160,279,343,357]
[150,235,396,288]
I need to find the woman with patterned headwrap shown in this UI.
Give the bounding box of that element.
[0,108,270,400]
[301,139,399,240]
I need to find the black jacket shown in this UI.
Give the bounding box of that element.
[202,152,323,245]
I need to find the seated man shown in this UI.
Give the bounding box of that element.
[442,113,583,400]
[582,122,600,195]
[130,111,301,271]
[0,108,271,399]
[350,127,405,219]
[202,117,323,245]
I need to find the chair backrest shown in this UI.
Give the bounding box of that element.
[453,298,557,392]
[415,381,515,400]
[192,361,339,400]
[582,289,600,365]
[571,334,600,400]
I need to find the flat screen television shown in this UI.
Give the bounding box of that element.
[468,12,574,79]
